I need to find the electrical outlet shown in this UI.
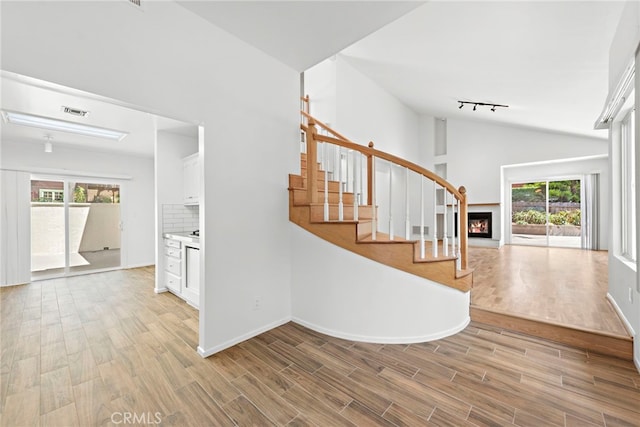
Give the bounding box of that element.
[253,296,261,311]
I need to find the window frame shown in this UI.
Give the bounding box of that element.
[620,104,636,263]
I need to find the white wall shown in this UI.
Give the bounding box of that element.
[604,0,640,371]
[0,140,155,270]
[305,55,421,160]
[1,1,299,356]
[291,225,470,343]
[422,118,609,245]
[502,156,609,249]
[435,118,608,204]
[155,130,198,292]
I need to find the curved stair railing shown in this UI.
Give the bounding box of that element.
[291,98,471,290]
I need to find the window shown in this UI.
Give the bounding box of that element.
[38,189,64,202]
[620,107,636,262]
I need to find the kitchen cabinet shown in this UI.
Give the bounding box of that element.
[162,233,200,309]
[163,238,182,293]
[183,153,199,205]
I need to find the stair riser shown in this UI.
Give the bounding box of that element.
[289,175,340,192]
[309,204,373,222]
[290,201,471,291]
[293,188,355,205]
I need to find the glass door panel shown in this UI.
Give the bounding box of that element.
[68,181,121,274]
[511,180,581,248]
[31,179,66,278]
[511,182,548,246]
[547,179,581,248]
[30,177,121,280]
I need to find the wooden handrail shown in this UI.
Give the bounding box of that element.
[301,111,350,142]
[301,110,468,271]
[301,124,464,201]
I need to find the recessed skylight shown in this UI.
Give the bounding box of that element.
[2,111,128,141]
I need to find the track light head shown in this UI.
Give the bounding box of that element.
[491,106,496,112]
[473,104,477,111]
[458,102,463,109]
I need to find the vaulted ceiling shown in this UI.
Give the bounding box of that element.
[2,1,625,156]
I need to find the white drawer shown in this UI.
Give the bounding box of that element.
[164,246,181,259]
[165,257,181,276]
[164,271,181,292]
[164,239,181,249]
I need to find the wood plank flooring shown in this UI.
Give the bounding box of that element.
[2,267,640,426]
[469,245,630,337]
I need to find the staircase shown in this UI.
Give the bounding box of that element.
[288,109,473,293]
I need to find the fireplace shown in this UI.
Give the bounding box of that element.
[468,212,492,238]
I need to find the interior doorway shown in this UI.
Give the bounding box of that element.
[31,175,122,279]
[510,179,582,248]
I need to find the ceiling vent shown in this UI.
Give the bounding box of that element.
[128,0,141,7]
[61,106,90,117]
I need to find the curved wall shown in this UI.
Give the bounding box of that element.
[290,225,470,343]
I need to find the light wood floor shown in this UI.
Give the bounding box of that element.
[469,245,630,337]
[2,267,640,426]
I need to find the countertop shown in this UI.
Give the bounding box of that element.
[163,232,200,248]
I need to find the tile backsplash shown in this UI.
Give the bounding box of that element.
[162,204,199,233]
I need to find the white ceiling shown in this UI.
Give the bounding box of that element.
[1,1,625,155]
[177,1,424,72]
[1,73,197,157]
[339,1,626,140]
[179,1,625,140]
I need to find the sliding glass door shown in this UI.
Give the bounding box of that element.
[511,179,581,248]
[31,176,122,279]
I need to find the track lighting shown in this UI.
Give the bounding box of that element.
[457,101,509,112]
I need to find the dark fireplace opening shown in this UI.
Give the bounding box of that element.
[468,212,492,238]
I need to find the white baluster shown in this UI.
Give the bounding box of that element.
[405,167,410,240]
[420,178,425,259]
[338,147,344,221]
[353,151,359,221]
[432,181,438,258]
[451,192,456,259]
[371,156,377,241]
[456,198,462,270]
[323,142,329,221]
[360,153,364,214]
[388,162,394,240]
[443,189,448,256]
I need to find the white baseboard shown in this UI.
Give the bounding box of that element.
[291,316,470,344]
[124,263,155,270]
[197,316,291,358]
[154,287,168,294]
[606,293,636,336]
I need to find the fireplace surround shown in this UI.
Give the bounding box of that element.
[468,212,492,238]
